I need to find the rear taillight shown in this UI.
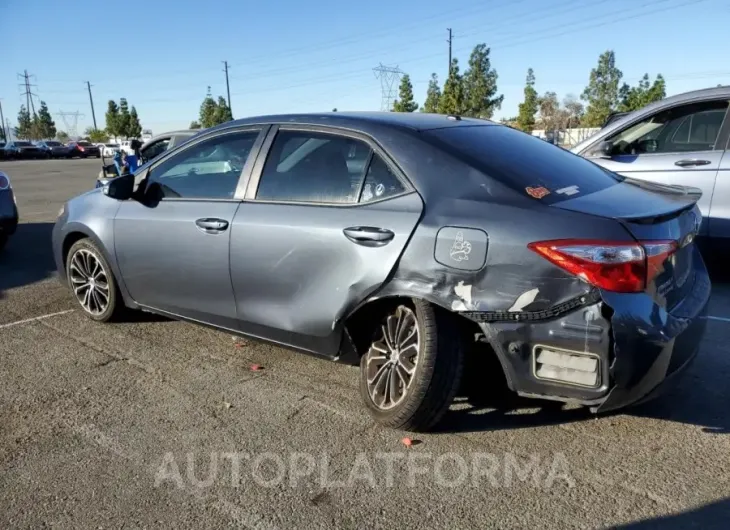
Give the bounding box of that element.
[528,239,677,293]
[78,145,85,151]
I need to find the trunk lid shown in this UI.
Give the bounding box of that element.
[553,178,702,309]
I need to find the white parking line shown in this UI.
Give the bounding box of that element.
[0,309,74,330]
[704,315,730,323]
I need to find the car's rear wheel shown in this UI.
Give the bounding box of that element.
[359,299,464,432]
[65,238,123,322]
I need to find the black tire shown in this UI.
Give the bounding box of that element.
[65,238,124,322]
[359,299,464,432]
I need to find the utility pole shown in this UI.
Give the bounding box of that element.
[0,100,6,141]
[5,119,12,141]
[222,61,232,116]
[446,28,453,77]
[86,81,98,130]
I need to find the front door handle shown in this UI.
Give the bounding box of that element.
[343,226,394,246]
[195,218,229,234]
[675,159,711,168]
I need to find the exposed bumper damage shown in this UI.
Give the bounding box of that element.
[455,250,711,413]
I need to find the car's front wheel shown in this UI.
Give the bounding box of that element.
[65,238,123,322]
[359,299,464,432]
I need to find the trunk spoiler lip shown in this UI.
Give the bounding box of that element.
[554,178,702,223]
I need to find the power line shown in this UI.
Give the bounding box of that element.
[86,81,98,130]
[373,63,403,111]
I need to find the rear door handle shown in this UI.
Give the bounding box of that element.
[675,159,711,168]
[343,226,394,246]
[195,218,229,233]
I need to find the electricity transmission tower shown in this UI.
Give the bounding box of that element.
[56,111,84,139]
[17,70,39,115]
[373,63,403,111]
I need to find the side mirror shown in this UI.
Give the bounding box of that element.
[637,138,658,153]
[102,173,135,200]
[598,141,614,158]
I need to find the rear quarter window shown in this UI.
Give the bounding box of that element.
[423,125,622,203]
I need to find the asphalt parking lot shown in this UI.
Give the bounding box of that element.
[1,159,729,529]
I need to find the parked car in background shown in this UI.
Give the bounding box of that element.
[96,129,203,187]
[101,143,120,157]
[0,142,5,159]
[57,112,709,432]
[67,141,101,158]
[0,170,18,251]
[3,141,44,159]
[572,86,730,240]
[602,111,631,128]
[36,140,71,158]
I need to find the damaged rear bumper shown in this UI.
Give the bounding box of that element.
[462,251,711,412]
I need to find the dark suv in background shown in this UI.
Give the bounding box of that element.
[67,141,101,158]
[37,140,71,158]
[3,141,44,159]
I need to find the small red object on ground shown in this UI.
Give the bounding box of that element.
[250,364,263,372]
[401,437,413,447]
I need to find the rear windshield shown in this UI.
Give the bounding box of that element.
[45,141,61,146]
[424,125,623,203]
[16,141,33,146]
[78,141,92,146]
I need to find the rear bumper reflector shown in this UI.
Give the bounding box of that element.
[533,346,600,388]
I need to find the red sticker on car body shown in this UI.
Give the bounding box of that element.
[526,186,550,199]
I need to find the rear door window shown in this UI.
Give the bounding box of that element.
[424,125,622,203]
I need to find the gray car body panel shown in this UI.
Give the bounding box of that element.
[571,86,730,238]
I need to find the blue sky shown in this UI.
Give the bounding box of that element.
[1,0,729,136]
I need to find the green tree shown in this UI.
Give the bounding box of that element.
[392,74,419,112]
[189,121,201,129]
[618,73,666,112]
[84,127,108,142]
[128,106,143,138]
[15,105,32,140]
[462,44,503,119]
[516,68,539,132]
[34,101,56,139]
[422,73,441,113]
[538,91,569,131]
[563,94,584,127]
[199,89,219,128]
[581,50,623,127]
[438,59,466,115]
[56,130,69,142]
[213,96,233,124]
[105,100,121,138]
[117,98,131,138]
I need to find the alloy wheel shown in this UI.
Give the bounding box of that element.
[364,305,420,410]
[69,249,110,315]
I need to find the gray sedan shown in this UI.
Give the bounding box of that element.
[53,112,710,431]
[572,86,730,239]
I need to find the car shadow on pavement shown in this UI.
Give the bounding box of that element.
[439,338,730,435]
[613,497,730,529]
[0,222,57,300]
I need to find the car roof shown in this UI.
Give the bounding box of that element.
[208,112,497,134]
